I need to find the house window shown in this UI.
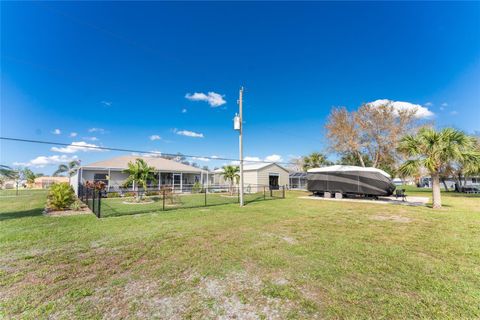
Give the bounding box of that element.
[472,178,479,184]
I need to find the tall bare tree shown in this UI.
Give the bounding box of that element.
[326,101,422,168]
[325,107,366,166]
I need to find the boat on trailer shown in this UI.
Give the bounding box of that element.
[307,165,396,197]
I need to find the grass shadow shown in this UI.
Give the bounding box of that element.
[0,208,44,221]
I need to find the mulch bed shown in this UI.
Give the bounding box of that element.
[43,207,92,217]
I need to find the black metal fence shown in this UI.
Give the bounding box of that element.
[78,184,101,218]
[78,184,286,218]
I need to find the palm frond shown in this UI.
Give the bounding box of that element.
[398,159,422,177]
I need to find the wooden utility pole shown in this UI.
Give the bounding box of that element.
[238,87,244,206]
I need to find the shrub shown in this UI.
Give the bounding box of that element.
[85,180,106,190]
[70,199,82,211]
[107,192,120,198]
[47,183,76,210]
[192,182,203,193]
[123,192,136,198]
[145,191,159,196]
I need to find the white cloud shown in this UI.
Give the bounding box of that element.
[88,127,106,134]
[142,150,162,158]
[181,108,187,114]
[83,136,98,141]
[368,99,434,118]
[230,155,283,165]
[192,157,210,162]
[424,102,433,107]
[101,101,112,107]
[442,102,448,107]
[52,129,61,135]
[174,129,204,138]
[69,132,78,137]
[131,151,163,158]
[149,135,161,141]
[450,111,458,116]
[51,141,105,153]
[14,155,78,168]
[264,154,283,162]
[185,92,226,107]
[211,155,220,159]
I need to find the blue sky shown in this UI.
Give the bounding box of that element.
[1,2,479,174]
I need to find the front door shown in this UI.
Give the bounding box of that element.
[173,173,182,191]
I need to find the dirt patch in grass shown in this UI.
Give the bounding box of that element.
[263,232,298,245]
[370,215,412,223]
[199,271,274,319]
[122,200,155,205]
[44,208,91,216]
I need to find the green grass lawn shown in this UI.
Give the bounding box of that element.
[1,188,479,319]
[101,191,279,217]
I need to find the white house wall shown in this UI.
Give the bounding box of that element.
[257,165,289,188]
[243,171,259,192]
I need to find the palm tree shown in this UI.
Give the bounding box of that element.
[123,158,156,201]
[22,168,43,188]
[0,165,16,179]
[221,165,240,195]
[53,160,81,181]
[302,152,331,171]
[398,127,480,209]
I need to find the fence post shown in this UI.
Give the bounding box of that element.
[204,187,207,206]
[270,188,273,198]
[283,185,285,199]
[264,186,266,200]
[92,187,96,214]
[162,189,166,211]
[97,189,101,218]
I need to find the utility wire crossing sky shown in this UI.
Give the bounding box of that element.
[1,2,479,174]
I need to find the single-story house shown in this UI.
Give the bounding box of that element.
[419,176,480,190]
[70,155,211,195]
[33,176,69,189]
[1,180,26,189]
[213,162,289,192]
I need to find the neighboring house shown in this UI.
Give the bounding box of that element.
[70,155,209,195]
[289,171,307,190]
[34,176,69,189]
[392,177,415,186]
[2,180,25,189]
[419,176,480,189]
[213,163,289,192]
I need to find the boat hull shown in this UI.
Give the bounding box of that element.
[307,171,396,197]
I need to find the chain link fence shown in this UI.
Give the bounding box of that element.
[79,184,285,218]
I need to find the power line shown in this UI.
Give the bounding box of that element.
[0,137,293,166]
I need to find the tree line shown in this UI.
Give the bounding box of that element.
[290,100,480,209]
